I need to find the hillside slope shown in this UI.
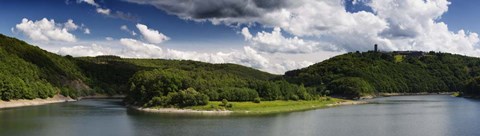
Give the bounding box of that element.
[75,56,318,107]
[1,34,309,106]
[0,34,89,100]
[4,33,480,104]
[284,51,480,98]
[74,56,278,95]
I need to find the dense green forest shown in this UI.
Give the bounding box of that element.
[76,56,317,107]
[0,34,89,100]
[284,51,480,98]
[74,56,276,95]
[2,33,480,107]
[0,34,316,108]
[125,67,316,107]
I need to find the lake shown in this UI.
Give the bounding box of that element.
[1,95,479,136]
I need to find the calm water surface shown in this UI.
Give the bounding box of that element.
[1,95,479,136]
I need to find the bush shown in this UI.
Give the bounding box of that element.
[60,87,78,99]
[464,77,480,96]
[327,77,374,99]
[147,96,170,107]
[147,88,209,107]
[220,99,228,106]
[202,90,219,101]
[290,95,299,101]
[253,97,261,103]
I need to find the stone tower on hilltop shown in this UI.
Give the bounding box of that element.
[374,44,378,52]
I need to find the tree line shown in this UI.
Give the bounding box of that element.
[3,33,480,107]
[285,51,480,98]
[125,68,316,107]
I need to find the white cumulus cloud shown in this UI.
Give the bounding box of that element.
[242,27,334,54]
[14,18,78,42]
[79,0,99,7]
[136,23,170,44]
[58,44,112,56]
[64,19,78,30]
[55,0,480,74]
[120,25,137,36]
[127,0,480,56]
[241,27,252,40]
[57,38,309,74]
[369,0,480,55]
[96,8,111,15]
[119,38,164,58]
[84,28,91,34]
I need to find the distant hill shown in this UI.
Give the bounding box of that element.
[74,50,315,107]
[74,56,279,96]
[3,33,480,105]
[284,51,480,98]
[0,34,89,100]
[1,34,307,105]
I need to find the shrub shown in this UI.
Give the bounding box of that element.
[327,77,374,99]
[60,87,78,99]
[202,90,219,101]
[253,97,261,103]
[464,77,480,96]
[147,96,170,107]
[220,99,228,106]
[169,88,209,107]
[290,95,299,101]
[146,88,209,107]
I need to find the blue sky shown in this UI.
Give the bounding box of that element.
[2,0,478,44]
[440,0,480,32]
[1,0,479,74]
[0,0,251,50]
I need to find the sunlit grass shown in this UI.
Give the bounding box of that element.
[187,97,346,114]
[394,55,404,63]
[451,92,460,97]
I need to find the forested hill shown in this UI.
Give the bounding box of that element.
[0,34,89,100]
[284,51,480,98]
[77,56,318,107]
[0,34,305,104]
[74,56,279,97]
[3,33,480,106]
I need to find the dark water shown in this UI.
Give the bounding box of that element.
[1,95,480,136]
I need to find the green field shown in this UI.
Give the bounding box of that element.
[186,97,345,114]
[394,55,404,62]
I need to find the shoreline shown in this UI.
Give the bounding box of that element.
[326,100,368,107]
[78,94,126,100]
[1,93,459,112]
[132,100,367,115]
[378,92,453,97]
[0,95,75,109]
[131,106,233,115]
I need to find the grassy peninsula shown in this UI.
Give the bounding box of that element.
[188,98,347,114]
[137,97,360,115]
